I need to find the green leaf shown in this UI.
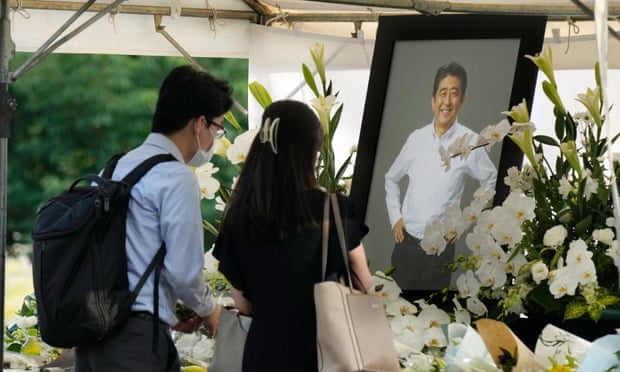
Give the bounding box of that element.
[335,152,354,181]
[302,63,319,97]
[587,307,603,322]
[329,103,344,134]
[565,113,577,141]
[534,135,560,147]
[564,301,588,320]
[575,215,592,237]
[224,111,242,131]
[553,107,566,141]
[7,343,21,353]
[249,81,272,108]
[527,285,567,314]
[383,266,396,276]
[600,295,620,306]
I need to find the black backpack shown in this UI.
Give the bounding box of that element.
[31,153,176,348]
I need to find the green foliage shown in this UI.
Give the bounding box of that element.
[6,53,248,248]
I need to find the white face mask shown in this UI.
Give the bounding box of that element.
[187,128,215,167]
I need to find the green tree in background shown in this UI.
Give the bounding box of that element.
[6,53,248,249]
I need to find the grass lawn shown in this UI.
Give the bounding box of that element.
[5,255,34,324]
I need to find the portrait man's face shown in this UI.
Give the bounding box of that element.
[431,74,465,130]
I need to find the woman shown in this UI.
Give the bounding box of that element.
[213,100,372,371]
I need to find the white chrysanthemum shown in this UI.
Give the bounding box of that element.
[583,173,598,201]
[593,228,615,245]
[606,216,616,227]
[605,241,619,268]
[558,176,573,198]
[543,224,568,247]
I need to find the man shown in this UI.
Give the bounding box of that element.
[384,62,497,300]
[75,65,231,371]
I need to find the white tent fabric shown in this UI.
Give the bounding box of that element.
[7,1,620,67]
[248,24,374,167]
[10,9,252,58]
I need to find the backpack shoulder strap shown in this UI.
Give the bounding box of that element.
[101,153,125,180]
[122,154,176,188]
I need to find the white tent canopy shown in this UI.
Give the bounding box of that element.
[6,0,620,67]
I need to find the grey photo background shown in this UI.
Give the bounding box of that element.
[362,38,521,287]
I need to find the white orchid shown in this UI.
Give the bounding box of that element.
[456,270,481,299]
[465,297,488,317]
[195,162,220,200]
[372,270,402,302]
[452,298,471,325]
[421,220,448,255]
[226,127,259,164]
[531,261,549,284]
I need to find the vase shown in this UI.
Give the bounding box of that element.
[507,310,620,351]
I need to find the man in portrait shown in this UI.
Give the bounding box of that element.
[384,62,497,301]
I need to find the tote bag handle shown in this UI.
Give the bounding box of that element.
[320,193,354,291]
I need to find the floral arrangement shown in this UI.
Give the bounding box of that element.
[3,294,60,370]
[422,45,620,323]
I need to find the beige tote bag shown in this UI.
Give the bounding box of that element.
[314,193,401,372]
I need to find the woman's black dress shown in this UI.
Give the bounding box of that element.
[213,190,368,372]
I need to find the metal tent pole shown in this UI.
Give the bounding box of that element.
[1,0,111,365]
[0,0,16,366]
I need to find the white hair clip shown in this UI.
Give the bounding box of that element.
[259,117,280,154]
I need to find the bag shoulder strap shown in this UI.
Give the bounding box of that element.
[100,153,176,186]
[122,154,177,187]
[321,194,330,281]
[330,193,354,290]
[321,193,354,291]
[101,153,124,180]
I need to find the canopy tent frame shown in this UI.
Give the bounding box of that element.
[8,0,620,24]
[1,0,619,365]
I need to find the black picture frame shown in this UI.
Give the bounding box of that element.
[350,14,547,277]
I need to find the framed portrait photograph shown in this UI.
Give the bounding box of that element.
[349,14,547,294]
